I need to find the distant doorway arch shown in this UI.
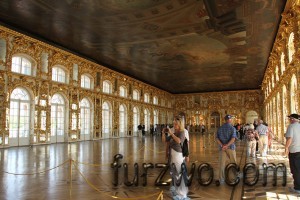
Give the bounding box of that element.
[210,112,220,130]
[245,110,258,124]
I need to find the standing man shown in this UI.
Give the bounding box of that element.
[285,113,300,194]
[256,119,268,157]
[216,114,237,185]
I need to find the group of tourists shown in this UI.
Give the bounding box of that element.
[160,112,300,199]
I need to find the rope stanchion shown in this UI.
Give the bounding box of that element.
[1,159,69,175]
[72,161,162,200]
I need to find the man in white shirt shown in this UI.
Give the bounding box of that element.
[285,113,300,194]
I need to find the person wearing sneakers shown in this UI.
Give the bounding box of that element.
[216,114,237,185]
[285,113,300,194]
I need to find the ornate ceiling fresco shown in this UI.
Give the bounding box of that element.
[0,0,286,93]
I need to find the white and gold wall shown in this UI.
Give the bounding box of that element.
[5,0,300,148]
[261,0,300,143]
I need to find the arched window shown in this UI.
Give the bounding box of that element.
[133,89,140,100]
[102,101,112,137]
[52,66,67,83]
[144,109,150,131]
[144,93,150,103]
[153,96,158,105]
[133,107,139,134]
[280,53,285,74]
[51,94,66,143]
[12,55,34,76]
[80,98,92,140]
[119,85,127,97]
[81,74,93,89]
[119,104,127,136]
[103,80,112,94]
[9,87,31,146]
[290,74,298,113]
[288,32,295,63]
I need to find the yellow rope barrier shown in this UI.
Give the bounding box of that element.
[1,159,69,175]
[1,158,164,199]
[72,161,162,200]
[156,191,164,200]
[144,146,165,154]
[74,145,147,167]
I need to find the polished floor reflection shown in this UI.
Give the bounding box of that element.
[0,133,299,200]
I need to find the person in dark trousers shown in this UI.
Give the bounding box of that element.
[142,125,145,136]
[285,113,300,194]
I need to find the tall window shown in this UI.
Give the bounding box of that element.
[80,98,91,137]
[288,32,295,63]
[282,85,288,140]
[275,66,279,81]
[52,66,66,83]
[9,88,31,138]
[103,80,112,94]
[51,94,65,136]
[290,74,298,113]
[11,56,32,75]
[133,107,139,133]
[153,96,158,105]
[133,89,140,100]
[153,110,158,125]
[144,109,150,131]
[81,74,92,89]
[276,92,281,139]
[102,101,112,136]
[119,86,127,97]
[119,104,127,135]
[161,112,166,124]
[144,93,150,103]
[161,99,165,107]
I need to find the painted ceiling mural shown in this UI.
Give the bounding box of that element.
[0,0,286,93]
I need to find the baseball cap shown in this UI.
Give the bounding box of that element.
[224,114,233,120]
[288,113,299,120]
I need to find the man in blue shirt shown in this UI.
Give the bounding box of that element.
[216,114,237,185]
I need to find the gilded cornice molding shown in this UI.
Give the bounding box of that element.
[0,25,172,100]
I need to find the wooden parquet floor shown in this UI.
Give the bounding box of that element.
[0,133,299,200]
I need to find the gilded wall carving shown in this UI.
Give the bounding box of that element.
[262,0,300,143]
[0,23,269,147]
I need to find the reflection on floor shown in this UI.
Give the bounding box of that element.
[0,133,299,200]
